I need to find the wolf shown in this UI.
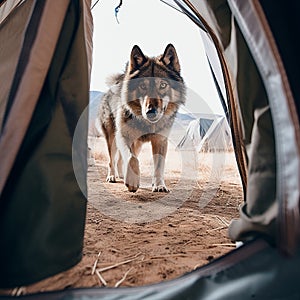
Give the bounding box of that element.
[98,44,186,193]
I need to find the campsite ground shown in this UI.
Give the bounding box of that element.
[8,135,243,295]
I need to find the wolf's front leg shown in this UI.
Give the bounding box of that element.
[151,136,169,192]
[105,133,118,183]
[125,155,140,192]
[117,134,141,192]
[116,151,124,179]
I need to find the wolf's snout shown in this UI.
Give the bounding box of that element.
[146,107,157,120]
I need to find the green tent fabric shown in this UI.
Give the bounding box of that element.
[0,0,91,287]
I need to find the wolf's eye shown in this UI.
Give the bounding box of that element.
[140,83,147,90]
[160,81,168,89]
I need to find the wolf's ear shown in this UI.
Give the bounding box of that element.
[130,45,147,71]
[161,44,180,73]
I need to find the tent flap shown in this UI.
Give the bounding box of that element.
[0,0,90,288]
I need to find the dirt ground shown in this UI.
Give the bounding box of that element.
[2,136,243,295]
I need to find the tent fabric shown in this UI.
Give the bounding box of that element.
[0,0,92,288]
[190,0,300,254]
[0,0,24,23]
[256,0,300,252]
[227,0,300,254]
[199,118,213,139]
[0,0,70,193]
[0,0,33,130]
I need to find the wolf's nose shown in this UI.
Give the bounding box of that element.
[146,108,157,119]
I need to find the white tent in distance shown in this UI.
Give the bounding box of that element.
[176,114,232,152]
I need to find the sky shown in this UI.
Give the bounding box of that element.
[90,0,224,115]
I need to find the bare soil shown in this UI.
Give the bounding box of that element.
[2,136,243,295]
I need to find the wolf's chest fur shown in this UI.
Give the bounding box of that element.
[119,105,176,141]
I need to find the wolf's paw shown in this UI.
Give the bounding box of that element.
[106,175,116,183]
[152,184,169,193]
[125,156,140,192]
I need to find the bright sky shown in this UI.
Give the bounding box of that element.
[90,0,224,115]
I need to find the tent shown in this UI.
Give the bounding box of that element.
[176,114,232,152]
[0,0,300,299]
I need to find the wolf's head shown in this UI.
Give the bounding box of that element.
[122,44,186,123]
